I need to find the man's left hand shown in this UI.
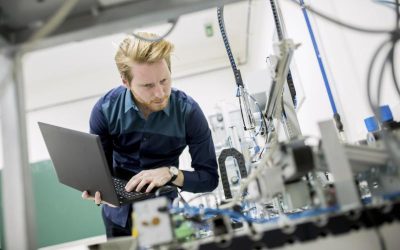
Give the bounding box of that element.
[124,167,171,193]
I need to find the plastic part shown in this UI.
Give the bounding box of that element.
[379,105,393,123]
[364,116,379,132]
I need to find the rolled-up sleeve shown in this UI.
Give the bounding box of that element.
[181,102,219,193]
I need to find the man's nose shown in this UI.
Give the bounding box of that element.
[153,84,165,99]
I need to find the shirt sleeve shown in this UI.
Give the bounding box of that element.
[181,101,219,193]
[89,101,114,171]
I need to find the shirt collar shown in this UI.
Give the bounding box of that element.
[124,88,139,113]
[124,88,171,116]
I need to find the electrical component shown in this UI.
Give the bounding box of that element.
[134,197,174,247]
[246,166,285,202]
[173,214,196,242]
[210,215,233,247]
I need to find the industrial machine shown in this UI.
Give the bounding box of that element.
[123,0,400,249]
[1,0,399,249]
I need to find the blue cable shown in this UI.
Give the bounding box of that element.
[171,204,339,224]
[362,191,400,204]
[382,190,400,201]
[298,0,338,115]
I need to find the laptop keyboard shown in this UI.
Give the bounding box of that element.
[113,178,153,200]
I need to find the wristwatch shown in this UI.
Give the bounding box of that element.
[169,166,179,182]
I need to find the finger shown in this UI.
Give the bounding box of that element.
[145,182,156,193]
[136,178,151,192]
[125,177,141,192]
[82,191,89,199]
[125,171,145,190]
[82,191,94,200]
[95,191,102,206]
[126,174,138,187]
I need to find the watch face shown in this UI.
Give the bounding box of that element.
[170,167,179,175]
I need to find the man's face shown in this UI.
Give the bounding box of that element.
[124,60,172,113]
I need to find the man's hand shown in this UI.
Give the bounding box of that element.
[125,167,172,193]
[81,190,117,208]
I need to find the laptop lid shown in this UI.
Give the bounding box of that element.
[38,122,120,206]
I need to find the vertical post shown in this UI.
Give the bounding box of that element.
[269,0,297,104]
[268,0,302,139]
[319,120,360,210]
[0,51,37,249]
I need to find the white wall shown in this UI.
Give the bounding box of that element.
[0,0,399,167]
[278,0,400,141]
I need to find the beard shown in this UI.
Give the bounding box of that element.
[130,88,171,114]
[143,95,170,112]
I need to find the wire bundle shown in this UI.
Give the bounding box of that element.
[171,202,339,224]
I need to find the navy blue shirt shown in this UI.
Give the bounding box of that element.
[90,86,219,227]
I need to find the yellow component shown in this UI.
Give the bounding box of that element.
[132,227,138,238]
[131,212,138,238]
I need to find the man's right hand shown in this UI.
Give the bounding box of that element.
[81,191,117,208]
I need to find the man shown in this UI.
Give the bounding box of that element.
[82,32,219,238]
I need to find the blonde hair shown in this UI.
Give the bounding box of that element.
[115,32,174,83]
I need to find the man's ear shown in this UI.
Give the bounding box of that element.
[122,78,129,88]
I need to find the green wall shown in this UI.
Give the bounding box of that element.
[1,160,105,248]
